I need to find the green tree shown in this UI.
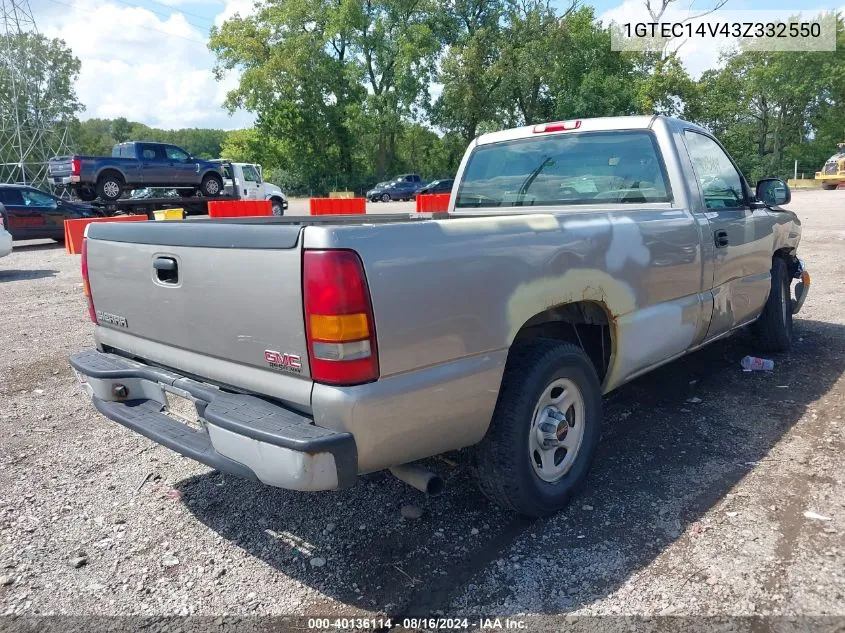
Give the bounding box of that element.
[0,33,82,173]
[634,53,697,118]
[432,0,505,142]
[693,13,844,182]
[210,0,364,192]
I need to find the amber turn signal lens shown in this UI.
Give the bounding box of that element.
[309,313,369,342]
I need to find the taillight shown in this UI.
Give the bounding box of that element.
[71,158,80,176]
[533,120,581,133]
[81,238,98,324]
[303,250,378,385]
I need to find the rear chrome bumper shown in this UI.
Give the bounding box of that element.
[51,175,80,186]
[69,350,357,490]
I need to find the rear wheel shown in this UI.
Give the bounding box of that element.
[200,174,223,197]
[77,186,97,202]
[821,182,836,190]
[752,257,793,352]
[96,172,124,201]
[475,339,602,517]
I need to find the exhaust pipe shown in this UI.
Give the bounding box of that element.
[390,464,445,497]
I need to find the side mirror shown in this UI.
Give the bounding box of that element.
[756,178,791,207]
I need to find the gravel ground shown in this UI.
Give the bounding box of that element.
[0,191,842,627]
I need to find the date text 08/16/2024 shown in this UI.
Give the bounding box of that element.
[307,618,527,630]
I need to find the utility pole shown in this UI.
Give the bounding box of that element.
[0,0,73,189]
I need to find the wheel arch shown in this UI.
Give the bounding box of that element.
[511,300,615,391]
[773,246,799,277]
[200,168,224,182]
[95,167,125,184]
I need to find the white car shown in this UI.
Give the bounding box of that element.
[0,207,12,258]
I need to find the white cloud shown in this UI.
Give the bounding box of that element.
[39,0,253,130]
[214,0,256,27]
[153,0,222,6]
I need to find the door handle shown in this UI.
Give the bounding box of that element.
[714,229,729,248]
[153,256,178,283]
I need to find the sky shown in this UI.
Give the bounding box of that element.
[29,0,843,131]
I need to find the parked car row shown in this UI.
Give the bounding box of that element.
[365,174,454,202]
[0,184,103,242]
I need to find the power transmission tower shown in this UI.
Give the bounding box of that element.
[0,0,74,189]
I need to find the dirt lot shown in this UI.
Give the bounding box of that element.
[0,191,843,627]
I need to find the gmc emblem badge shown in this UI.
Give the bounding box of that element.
[264,350,302,373]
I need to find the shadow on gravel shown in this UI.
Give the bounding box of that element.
[9,240,62,251]
[0,268,58,282]
[177,318,845,618]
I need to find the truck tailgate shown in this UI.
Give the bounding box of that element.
[85,221,310,403]
[49,157,73,178]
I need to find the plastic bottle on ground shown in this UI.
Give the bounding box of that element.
[741,355,774,371]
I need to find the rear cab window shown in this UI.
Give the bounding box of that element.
[456,131,672,209]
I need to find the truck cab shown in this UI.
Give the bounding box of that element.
[216,161,288,215]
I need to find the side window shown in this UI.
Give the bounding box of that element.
[0,188,25,205]
[22,189,57,207]
[140,144,159,160]
[684,131,745,209]
[242,165,259,182]
[165,146,190,162]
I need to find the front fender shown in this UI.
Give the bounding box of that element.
[769,208,802,254]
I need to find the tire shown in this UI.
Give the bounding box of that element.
[380,193,391,202]
[821,183,836,191]
[474,339,602,517]
[96,172,124,202]
[271,199,285,216]
[200,174,223,197]
[77,187,97,202]
[751,257,793,352]
[178,189,197,199]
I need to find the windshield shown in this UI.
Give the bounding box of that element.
[456,131,671,208]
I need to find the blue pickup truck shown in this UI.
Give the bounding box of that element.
[48,142,225,202]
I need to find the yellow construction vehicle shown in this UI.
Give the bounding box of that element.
[815,142,845,190]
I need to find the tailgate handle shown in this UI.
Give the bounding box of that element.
[153,257,178,283]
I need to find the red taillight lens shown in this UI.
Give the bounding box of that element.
[533,120,581,133]
[303,250,378,385]
[81,238,98,324]
[70,158,81,176]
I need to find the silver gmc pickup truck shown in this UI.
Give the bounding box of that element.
[71,115,810,517]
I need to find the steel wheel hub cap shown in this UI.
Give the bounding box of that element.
[528,378,585,482]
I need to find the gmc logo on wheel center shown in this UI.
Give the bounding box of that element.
[264,350,302,373]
